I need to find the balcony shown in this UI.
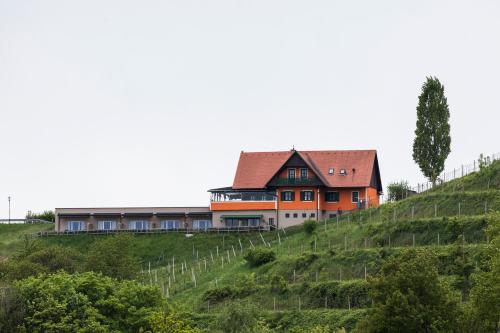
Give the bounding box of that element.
[275,176,319,186]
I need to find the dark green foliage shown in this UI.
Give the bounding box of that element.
[294,252,319,271]
[387,180,412,201]
[303,220,317,235]
[269,274,288,293]
[202,286,242,303]
[25,210,55,222]
[11,271,165,333]
[357,249,461,333]
[244,248,276,267]
[301,280,370,308]
[84,234,140,280]
[413,76,451,185]
[0,287,25,333]
[0,245,83,281]
[267,309,367,332]
[215,302,259,333]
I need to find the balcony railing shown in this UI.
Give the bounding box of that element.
[276,176,318,186]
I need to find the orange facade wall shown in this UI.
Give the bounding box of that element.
[277,187,319,210]
[366,187,380,207]
[320,188,363,211]
[210,201,276,211]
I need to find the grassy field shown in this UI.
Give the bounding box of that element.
[0,223,53,258]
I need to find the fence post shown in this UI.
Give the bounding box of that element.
[298,297,301,311]
[458,202,461,217]
[273,297,276,311]
[434,204,437,218]
[325,296,328,309]
[412,234,415,247]
[437,233,440,246]
[364,266,367,280]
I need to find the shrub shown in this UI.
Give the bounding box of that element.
[294,252,319,271]
[202,286,241,303]
[387,180,412,201]
[13,271,165,332]
[303,220,317,235]
[269,274,288,293]
[244,248,276,267]
[85,234,139,280]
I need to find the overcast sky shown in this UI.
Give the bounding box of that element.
[1,1,499,218]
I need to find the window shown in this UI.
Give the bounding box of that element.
[98,220,117,231]
[285,213,290,218]
[193,220,212,230]
[310,213,315,218]
[129,220,149,230]
[248,218,260,227]
[328,168,334,175]
[287,168,296,179]
[302,213,307,218]
[293,213,298,218]
[352,191,359,203]
[340,169,347,176]
[300,168,308,179]
[67,221,85,231]
[160,220,181,230]
[300,191,314,201]
[325,191,340,202]
[269,217,275,225]
[329,213,336,218]
[281,191,295,201]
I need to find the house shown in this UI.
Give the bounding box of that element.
[54,149,382,232]
[209,149,382,229]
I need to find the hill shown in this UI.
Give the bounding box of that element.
[1,160,499,332]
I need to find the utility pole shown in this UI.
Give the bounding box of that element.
[8,196,11,224]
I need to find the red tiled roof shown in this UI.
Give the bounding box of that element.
[232,150,379,189]
[232,151,293,189]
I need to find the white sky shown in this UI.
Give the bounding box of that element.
[1,0,499,218]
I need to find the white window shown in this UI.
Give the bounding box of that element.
[67,221,85,231]
[328,168,334,175]
[352,191,359,203]
[340,169,347,176]
[98,220,117,230]
[129,220,149,230]
[193,220,212,230]
[160,220,181,230]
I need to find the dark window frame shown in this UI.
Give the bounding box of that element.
[300,168,308,179]
[300,190,314,202]
[352,191,359,203]
[281,191,295,201]
[287,168,296,179]
[325,191,340,202]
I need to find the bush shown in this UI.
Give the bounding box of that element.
[85,234,139,280]
[244,248,276,267]
[387,180,412,201]
[303,220,317,235]
[13,271,166,332]
[269,274,288,293]
[294,252,319,271]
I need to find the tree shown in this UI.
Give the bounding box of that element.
[25,210,55,222]
[387,180,412,201]
[357,249,461,333]
[412,77,451,186]
[13,271,166,333]
[85,234,140,280]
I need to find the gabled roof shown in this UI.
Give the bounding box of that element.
[232,151,293,189]
[232,149,381,190]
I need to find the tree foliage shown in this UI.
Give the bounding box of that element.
[412,77,451,185]
[84,234,140,280]
[357,249,461,333]
[303,220,317,235]
[243,248,276,267]
[387,180,413,201]
[9,271,166,333]
[25,210,55,222]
